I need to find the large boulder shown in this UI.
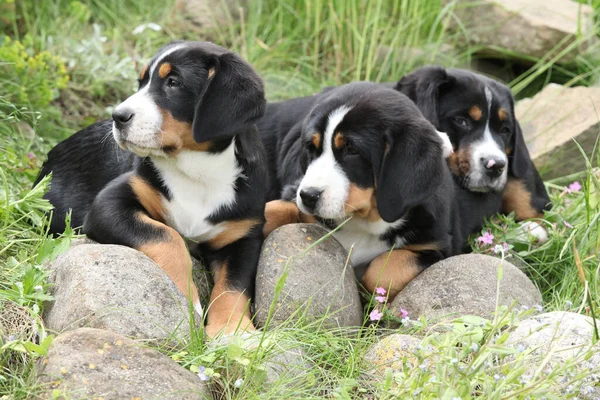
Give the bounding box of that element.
[506,311,600,398]
[36,328,210,399]
[516,83,600,179]
[447,0,595,63]
[44,243,211,341]
[389,254,542,322]
[254,224,363,330]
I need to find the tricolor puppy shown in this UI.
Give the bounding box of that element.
[263,82,454,298]
[39,41,268,337]
[396,67,551,244]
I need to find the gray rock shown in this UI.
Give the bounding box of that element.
[254,224,363,330]
[389,254,542,322]
[363,334,426,376]
[262,343,312,387]
[447,0,595,63]
[44,243,210,341]
[36,328,210,399]
[506,311,600,398]
[516,83,600,179]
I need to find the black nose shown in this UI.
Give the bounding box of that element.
[299,188,322,211]
[481,157,506,178]
[112,108,134,130]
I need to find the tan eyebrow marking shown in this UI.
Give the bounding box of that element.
[498,108,508,121]
[158,63,172,79]
[469,105,482,121]
[333,132,346,149]
[311,132,321,148]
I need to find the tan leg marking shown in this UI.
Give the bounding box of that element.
[205,262,255,337]
[362,249,423,300]
[263,200,315,237]
[130,176,165,222]
[136,213,200,307]
[209,219,262,249]
[502,178,541,221]
[158,109,211,154]
[403,242,440,252]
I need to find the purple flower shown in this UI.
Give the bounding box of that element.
[375,287,386,296]
[369,309,383,321]
[197,366,210,381]
[564,221,573,229]
[27,152,35,159]
[565,181,582,194]
[399,308,409,318]
[374,295,386,303]
[478,231,494,245]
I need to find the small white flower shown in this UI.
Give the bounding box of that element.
[520,305,529,311]
[401,317,410,325]
[32,304,40,314]
[234,378,243,388]
[471,343,479,352]
[534,304,544,313]
[450,358,458,364]
[493,244,504,255]
[34,285,43,292]
[428,376,436,383]
[15,282,23,290]
[132,23,162,35]
[565,300,573,309]
[516,343,526,353]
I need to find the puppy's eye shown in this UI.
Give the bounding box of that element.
[166,77,182,88]
[452,117,468,127]
[500,127,511,135]
[346,142,359,156]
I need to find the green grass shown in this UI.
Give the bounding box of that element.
[1,0,600,398]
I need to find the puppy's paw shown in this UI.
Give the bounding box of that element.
[516,221,549,244]
[436,130,454,159]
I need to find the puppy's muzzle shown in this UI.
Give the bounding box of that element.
[481,156,506,179]
[299,188,322,212]
[112,107,135,134]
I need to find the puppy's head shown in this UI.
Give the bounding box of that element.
[397,67,530,193]
[111,41,265,157]
[296,82,447,223]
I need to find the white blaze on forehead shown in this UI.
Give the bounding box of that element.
[297,105,353,218]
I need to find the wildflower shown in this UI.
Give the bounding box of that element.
[401,317,410,325]
[581,385,595,395]
[565,300,573,310]
[234,378,244,388]
[27,152,35,159]
[534,304,543,313]
[34,285,43,292]
[477,231,494,245]
[14,282,23,291]
[399,308,409,318]
[520,305,529,311]
[369,309,383,321]
[374,296,386,303]
[516,343,526,353]
[493,244,504,255]
[471,343,479,352]
[451,397,461,400]
[375,287,386,296]
[564,221,573,229]
[450,358,458,364]
[494,373,502,381]
[197,366,210,381]
[565,181,582,194]
[412,389,422,396]
[132,23,162,35]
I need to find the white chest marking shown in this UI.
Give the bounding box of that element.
[332,217,406,266]
[152,141,242,240]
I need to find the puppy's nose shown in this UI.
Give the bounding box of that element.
[112,108,135,130]
[481,157,506,178]
[299,188,322,212]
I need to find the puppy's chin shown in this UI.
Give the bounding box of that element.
[296,196,346,221]
[462,173,507,193]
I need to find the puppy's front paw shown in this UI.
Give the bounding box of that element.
[516,221,549,244]
[436,130,454,159]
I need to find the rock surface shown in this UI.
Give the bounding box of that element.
[175,0,246,29]
[506,311,600,398]
[363,334,427,376]
[254,224,363,329]
[389,254,542,322]
[516,83,600,178]
[44,243,210,341]
[36,328,210,399]
[448,0,595,63]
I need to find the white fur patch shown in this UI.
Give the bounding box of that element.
[516,221,549,244]
[436,130,454,158]
[194,300,203,317]
[468,86,508,192]
[333,217,406,266]
[152,141,242,240]
[297,106,353,219]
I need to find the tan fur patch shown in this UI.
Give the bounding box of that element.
[344,185,379,220]
[469,105,482,121]
[158,63,172,79]
[130,176,165,222]
[263,200,315,237]
[362,249,423,300]
[311,133,321,148]
[498,108,508,121]
[334,132,346,149]
[502,178,541,221]
[208,67,216,79]
[136,213,199,304]
[403,242,440,252]
[209,219,262,249]
[505,147,512,155]
[205,263,255,337]
[158,108,211,154]
[139,65,148,80]
[447,148,472,176]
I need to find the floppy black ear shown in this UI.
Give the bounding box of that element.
[376,120,446,222]
[192,51,266,142]
[395,66,452,127]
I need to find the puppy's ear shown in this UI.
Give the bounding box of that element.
[193,51,266,142]
[508,120,551,213]
[395,66,453,127]
[376,119,446,222]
